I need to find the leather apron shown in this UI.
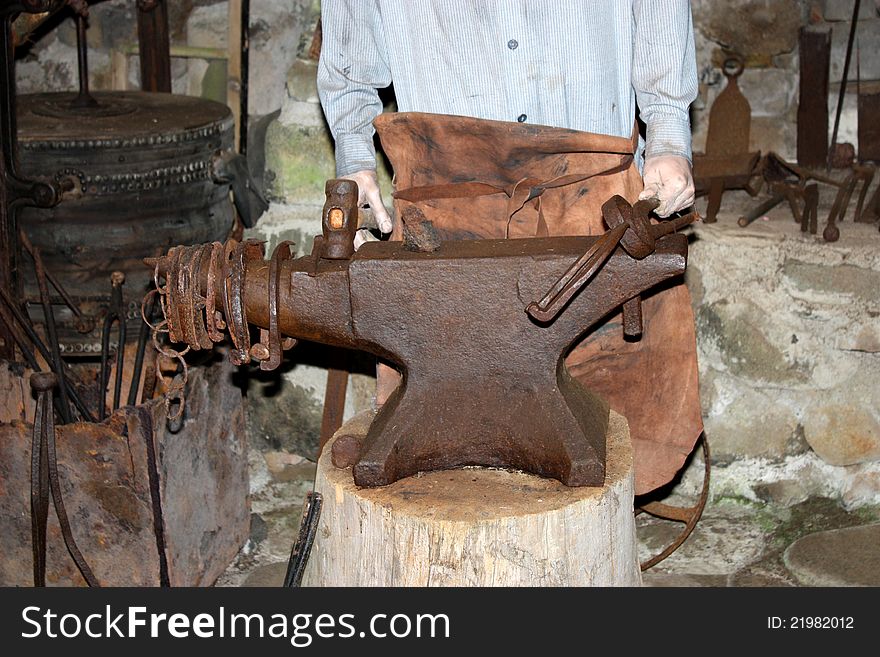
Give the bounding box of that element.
[374,112,702,495]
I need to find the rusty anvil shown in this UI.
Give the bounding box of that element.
[148,180,691,488]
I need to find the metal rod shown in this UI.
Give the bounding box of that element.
[739,193,786,227]
[828,0,861,169]
[31,241,72,423]
[128,295,155,406]
[98,272,126,420]
[283,491,323,587]
[19,228,81,317]
[0,286,96,423]
[70,12,98,109]
[0,14,21,337]
[239,0,249,154]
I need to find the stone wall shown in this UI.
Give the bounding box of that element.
[680,214,880,510]
[14,0,316,115]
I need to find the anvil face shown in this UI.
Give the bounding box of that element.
[344,235,688,487]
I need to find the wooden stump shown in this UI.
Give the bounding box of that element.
[302,409,641,587]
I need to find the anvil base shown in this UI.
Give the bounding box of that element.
[354,366,609,488]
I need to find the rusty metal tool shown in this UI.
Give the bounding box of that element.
[692,56,762,223]
[18,228,82,320]
[30,230,72,423]
[759,152,873,241]
[638,435,711,570]
[98,271,126,420]
[30,372,100,587]
[148,181,691,488]
[128,293,155,406]
[706,57,751,160]
[0,288,95,422]
[850,164,875,223]
[283,491,323,587]
[0,1,68,358]
[70,3,97,109]
[526,197,696,325]
[801,184,820,235]
[0,285,95,422]
[738,192,785,227]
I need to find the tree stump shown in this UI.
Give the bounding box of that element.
[302,409,641,587]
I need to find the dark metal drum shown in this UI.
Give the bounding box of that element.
[16,91,235,353]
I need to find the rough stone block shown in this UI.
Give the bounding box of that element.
[90,0,137,49]
[749,116,798,160]
[246,368,324,456]
[264,115,394,205]
[186,3,229,49]
[782,258,880,303]
[264,120,336,205]
[287,58,319,103]
[697,300,810,385]
[829,19,880,83]
[841,470,880,508]
[820,0,880,21]
[738,67,798,117]
[15,37,76,93]
[185,1,314,115]
[702,379,804,460]
[754,479,810,506]
[825,90,860,151]
[248,1,314,115]
[803,405,880,466]
[689,220,880,488]
[693,0,802,57]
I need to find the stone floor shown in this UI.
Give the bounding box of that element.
[215,450,880,588]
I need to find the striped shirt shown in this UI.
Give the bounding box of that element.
[318,0,698,177]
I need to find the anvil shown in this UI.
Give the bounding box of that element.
[150,181,689,488]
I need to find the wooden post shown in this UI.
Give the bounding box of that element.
[136,0,172,93]
[797,26,831,169]
[303,410,642,587]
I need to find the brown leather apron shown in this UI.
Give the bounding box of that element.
[374,112,702,495]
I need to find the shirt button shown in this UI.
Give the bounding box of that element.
[507,39,518,50]
[517,114,527,123]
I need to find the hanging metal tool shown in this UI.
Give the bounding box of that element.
[30,372,101,587]
[283,491,323,587]
[638,435,711,571]
[98,271,126,420]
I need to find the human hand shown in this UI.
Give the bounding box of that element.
[342,169,393,234]
[638,155,695,217]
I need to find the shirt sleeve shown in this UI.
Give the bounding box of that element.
[317,0,392,177]
[631,0,698,161]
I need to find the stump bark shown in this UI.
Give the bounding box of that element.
[302,409,641,587]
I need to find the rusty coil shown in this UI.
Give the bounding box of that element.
[147,238,299,401]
